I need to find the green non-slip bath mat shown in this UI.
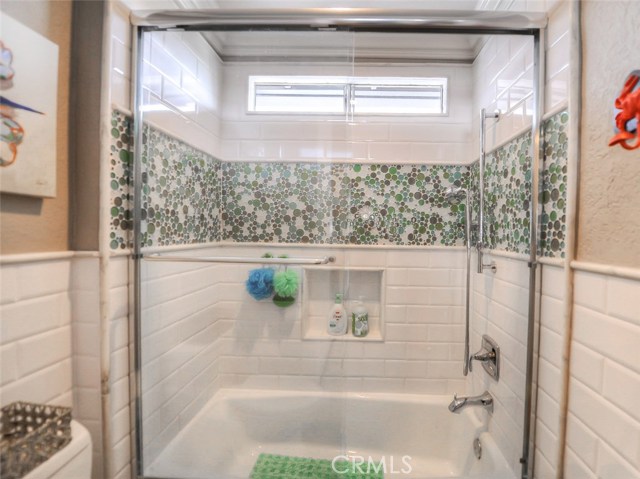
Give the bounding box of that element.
[250,453,384,479]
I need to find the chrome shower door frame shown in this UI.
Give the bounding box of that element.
[129,9,547,479]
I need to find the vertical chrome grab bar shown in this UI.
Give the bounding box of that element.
[478,108,487,274]
[463,190,472,376]
[478,108,500,273]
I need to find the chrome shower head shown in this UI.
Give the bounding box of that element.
[444,187,467,205]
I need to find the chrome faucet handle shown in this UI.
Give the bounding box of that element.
[472,351,496,361]
[468,349,496,372]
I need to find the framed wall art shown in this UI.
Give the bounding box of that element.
[0,13,59,198]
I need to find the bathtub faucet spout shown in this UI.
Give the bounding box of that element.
[448,391,493,414]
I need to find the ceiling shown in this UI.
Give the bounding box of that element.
[126,0,482,10]
[201,31,484,63]
[124,0,491,63]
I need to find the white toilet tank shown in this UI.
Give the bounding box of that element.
[23,420,92,479]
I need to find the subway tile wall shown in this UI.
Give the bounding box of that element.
[0,259,74,408]
[111,0,570,167]
[110,2,132,113]
[110,3,473,166]
[472,1,571,155]
[221,63,473,164]
[535,264,566,479]
[134,246,467,453]
[215,246,467,394]
[72,257,105,479]
[472,34,535,154]
[468,252,530,477]
[565,271,640,479]
[134,246,466,469]
[111,3,223,159]
[108,256,133,479]
[139,251,222,467]
[0,256,107,478]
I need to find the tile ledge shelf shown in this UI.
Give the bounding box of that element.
[483,249,566,267]
[111,102,132,118]
[303,330,384,342]
[223,157,476,167]
[571,260,640,282]
[542,102,570,122]
[129,242,468,255]
[115,243,566,266]
[0,250,99,265]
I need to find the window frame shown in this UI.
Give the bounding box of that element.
[247,75,449,117]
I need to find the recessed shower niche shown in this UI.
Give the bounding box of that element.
[302,267,385,341]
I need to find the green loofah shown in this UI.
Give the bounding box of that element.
[273,294,296,308]
[273,270,299,298]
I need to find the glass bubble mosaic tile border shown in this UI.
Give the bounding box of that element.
[109,109,568,258]
[220,162,471,246]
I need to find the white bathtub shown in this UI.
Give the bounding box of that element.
[146,389,515,479]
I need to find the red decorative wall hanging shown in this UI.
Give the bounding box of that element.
[609,71,640,151]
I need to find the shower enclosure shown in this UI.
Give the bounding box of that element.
[130,9,546,479]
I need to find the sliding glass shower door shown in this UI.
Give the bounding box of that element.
[132,17,544,479]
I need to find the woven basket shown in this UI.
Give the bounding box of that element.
[0,401,72,479]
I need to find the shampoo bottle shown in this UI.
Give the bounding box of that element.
[327,293,348,335]
[351,298,369,338]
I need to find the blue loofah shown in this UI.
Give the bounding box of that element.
[246,268,275,300]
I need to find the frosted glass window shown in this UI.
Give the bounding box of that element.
[248,76,447,115]
[253,83,345,113]
[352,84,444,114]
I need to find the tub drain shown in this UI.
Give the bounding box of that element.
[473,438,482,460]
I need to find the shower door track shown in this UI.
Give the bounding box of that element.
[129,10,547,479]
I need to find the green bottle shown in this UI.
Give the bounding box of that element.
[351,298,369,338]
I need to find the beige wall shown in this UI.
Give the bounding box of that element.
[578,0,640,268]
[0,1,72,254]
